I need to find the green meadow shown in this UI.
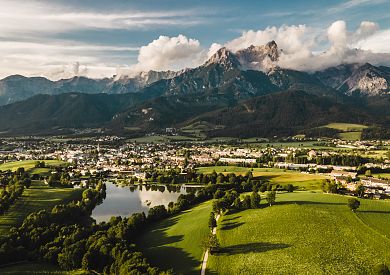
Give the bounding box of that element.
[128,135,197,143]
[321,122,369,141]
[136,201,212,274]
[356,198,390,238]
[208,192,390,274]
[197,166,326,190]
[0,160,67,172]
[323,122,368,131]
[339,131,362,140]
[0,181,82,234]
[373,173,390,179]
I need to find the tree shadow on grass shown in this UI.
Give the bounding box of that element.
[218,242,290,255]
[136,215,201,274]
[138,216,183,247]
[222,216,241,222]
[143,246,200,275]
[220,221,245,231]
[205,267,218,275]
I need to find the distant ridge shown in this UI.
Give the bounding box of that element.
[0,41,389,136]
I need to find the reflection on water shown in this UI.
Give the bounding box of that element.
[92,182,198,222]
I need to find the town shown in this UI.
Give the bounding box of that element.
[1,136,389,199]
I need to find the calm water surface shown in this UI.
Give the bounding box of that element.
[92,182,197,222]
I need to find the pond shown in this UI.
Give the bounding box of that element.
[92,182,198,222]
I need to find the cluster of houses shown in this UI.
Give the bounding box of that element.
[330,170,390,198]
[0,136,389,199]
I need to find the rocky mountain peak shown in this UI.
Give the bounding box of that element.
[265,40,278,58]
[314,62,390,96]
[236,41,279,71]
[205,47,240,68]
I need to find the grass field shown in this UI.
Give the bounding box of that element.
[208,192,390,274]
[320,123,369,141]
[136,201,212,274]
[29,168,52,176]
[356,199,390,238]
[255,141,333,149]
[373,173,390,179]
[339,131,362,141]
[128,135,197,143]
[197,166,326,190]
[323,123,368,131]
[0,160,67,172]
[363,150,390,159]
[0,181,82,234]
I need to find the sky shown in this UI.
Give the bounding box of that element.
[0,0,389,79]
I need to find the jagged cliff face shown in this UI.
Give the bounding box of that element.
[357,76,387,95]
[159,46,277,99]
[236,41,279,71]
[344,64,389,96]
[314,63,390,96]
[204,47,241,69]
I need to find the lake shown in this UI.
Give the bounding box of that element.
[92,182,198,222]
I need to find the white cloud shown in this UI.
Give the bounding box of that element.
[207,43,223,58]
[223,20,390,71]
[1,6,390,80]
[354,29,390,53]
[353,21,379,42]
[328,0,386,13]
[0,0,206,79]
[0,0,202,36]
[128,35,206,73]
[0,40,132,79]
[327,20,348,50]
[225,25,313,54]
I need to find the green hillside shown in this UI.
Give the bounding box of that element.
[136,201,212,274]
[208,192,390,274]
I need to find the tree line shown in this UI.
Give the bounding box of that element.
[0,168,31,214]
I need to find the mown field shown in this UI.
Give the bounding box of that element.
[321,122,369,141]
[197,166,326,190]
[0,160,67,172]
[323,122,368,131]
[136,201,212,274]
[128,135,197,143]
[208,192,390,274]
[339,131,362,141]
[357,199,390,238]
[0,181,82,234]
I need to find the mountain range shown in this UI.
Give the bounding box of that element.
[0,41,389,137]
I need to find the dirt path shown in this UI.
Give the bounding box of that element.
[200,214,220,275]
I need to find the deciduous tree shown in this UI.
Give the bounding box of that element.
[266,191,276,206]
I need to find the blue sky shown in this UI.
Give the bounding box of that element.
[0,0,389,79]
